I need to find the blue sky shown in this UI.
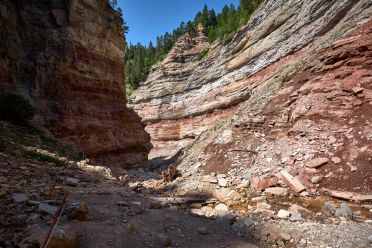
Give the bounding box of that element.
[118,0,240,45]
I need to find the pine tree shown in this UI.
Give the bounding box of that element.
[124,0,263,91]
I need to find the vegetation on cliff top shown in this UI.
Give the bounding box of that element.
[124,0,262,92]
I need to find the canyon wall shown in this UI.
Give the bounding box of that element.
[130,0,372,162]
[0,0,151,168]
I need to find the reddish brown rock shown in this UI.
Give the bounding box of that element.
[305,158,329,168]
[0,0,151,168]
[252,176,278,191]
[331,157,341,164]
[288,204,313,215]
[329,190,372,202]
[264,187,289,196]
[280,171,306,193]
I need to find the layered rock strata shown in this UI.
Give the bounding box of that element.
[130,0,372,160]
[0,0,151,167]
[176,17,372,195]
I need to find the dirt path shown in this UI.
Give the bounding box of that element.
[68,180,259,248]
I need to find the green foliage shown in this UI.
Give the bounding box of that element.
[197,49,210,61]
[0,92,36,125]
[125,0,262,91]
[25,149,65,167]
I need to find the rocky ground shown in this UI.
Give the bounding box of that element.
[0,121,371,248]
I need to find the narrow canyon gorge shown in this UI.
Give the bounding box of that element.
[0,0,371,247]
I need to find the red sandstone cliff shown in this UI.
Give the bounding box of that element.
[0,0,151,168]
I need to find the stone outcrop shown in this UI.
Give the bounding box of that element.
[0,0,151,167]
[130,0,371,195]
[130,0,372,162]
[177,14,372,194]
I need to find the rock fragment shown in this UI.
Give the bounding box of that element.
[12,193,29,203]
[38,203,58,216]
[280,171,306,193]
[305,157,329,168]
[264,187,288,196]
[335,203,353,220]
[277,209,290,219]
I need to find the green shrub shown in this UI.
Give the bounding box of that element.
[25,149,64,167]
[197,49,210,61]
[0,92,36,124]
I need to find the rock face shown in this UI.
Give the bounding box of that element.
[0,0,151,167]
[131,0,371,195]
[130,0,372,163]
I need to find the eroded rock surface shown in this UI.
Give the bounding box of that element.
[0,0,151,168]
[176,13,372,195]
[130,0,372,163]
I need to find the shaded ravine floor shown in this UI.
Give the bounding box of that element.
[68,180,259,248]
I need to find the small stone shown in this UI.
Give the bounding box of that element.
[351,86,363,94]
[215,203,229,212]
[335,203,353,220]
[280,232,291,241]
[287,157,296,165]
[197,227,209,235]
[311,176,323,184]
[252,196,266,202]
[203,175,218,184]
[368,235,372,243]
[289,213,303,222]
[218,178,228,187]
[0,176,7,183]
[117,201,129,207]
[260,210,275,217]
[252,176,278,191]
[264,187,288,196]
[305,158,329,168]
[237,179,250,188]
[67,202,88,221]
[322,202,337,215]
[277,209,290,219]
[213,188,241,202]
[257,202,271,210]
[289,204,313,215]
[65,177,79,186]
[350,165,357,172]
[244,171,252,180]
[12,194,29,203]
[158,234,172,247]
[38,203,58,216]
[130,201,144,214]
[149,202,162,209]
[189,203,202,209]
[223,214,236,225]
[331,157,341,164]
[16,224,76,248]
